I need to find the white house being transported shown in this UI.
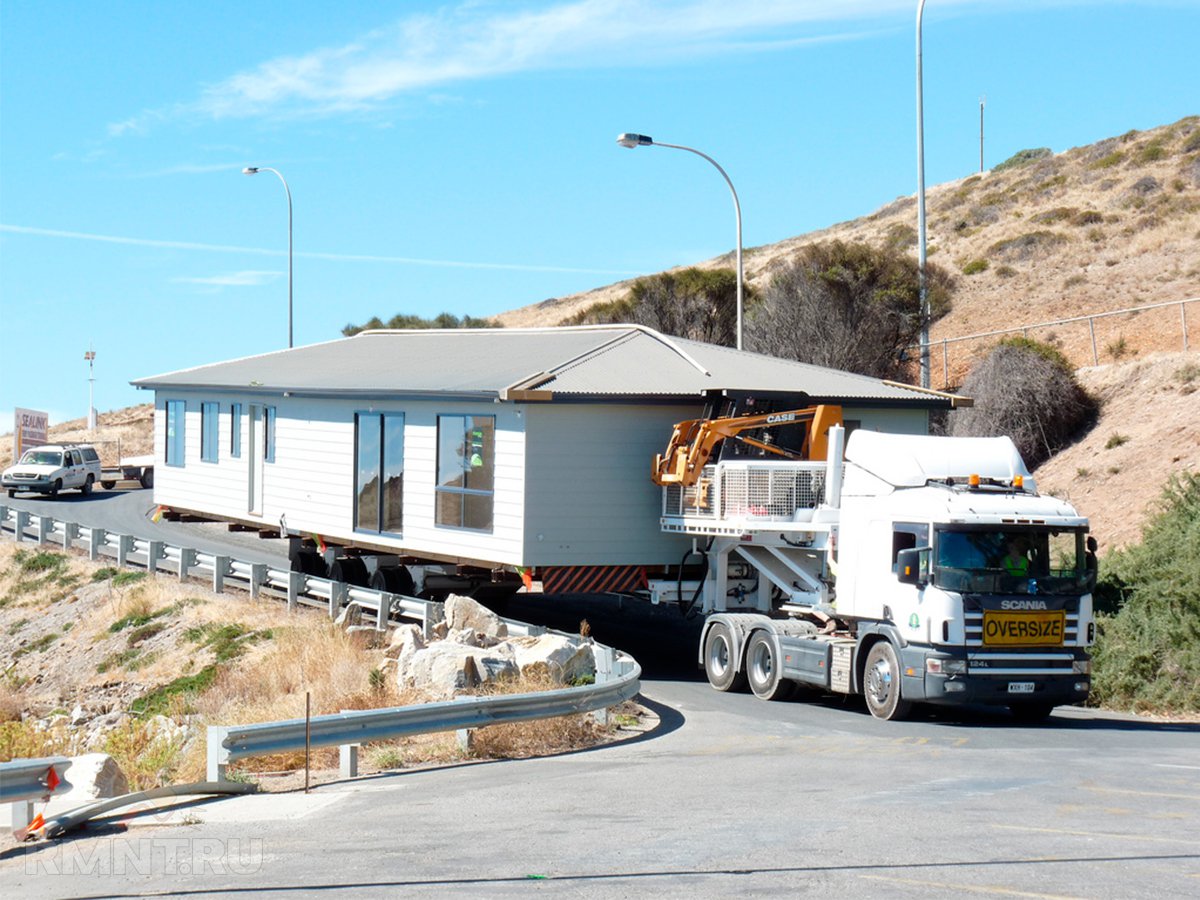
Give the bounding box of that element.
[132,325,963,596]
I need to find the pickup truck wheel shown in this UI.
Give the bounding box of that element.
[101,481,116,490]
[1009,703,1055,723]
[139,468,154,489]
[49,479,62,497]
[745,631,795,701]
[704,622,747,692]
[863,641,912,721]
[80,475,94,495]
[6,489,14,498]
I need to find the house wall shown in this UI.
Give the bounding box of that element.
[521,402,699,567]
[151,391,526,566]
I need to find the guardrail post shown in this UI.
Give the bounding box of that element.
[456,729,473,753]
[288,571,305,612]
[206,726,231,783]
[38,516,53,545]
[147,540,164,574]
[117,533,133,567]
[179,548,197,581]
[89,526,105,560]
[213,556,230,593]
[0,503,7,532]
[330,582,348,620]
[14,510,30,542]
[592,643,615,725]
[376,593,393,632]
[1182,302,1190,352]
[62,521,80,551]
[249,564,268,599]
[9,798,35,834]
[422,601,446,641]
[339,743,359,778]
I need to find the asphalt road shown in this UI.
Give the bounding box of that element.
[3,493,1199,897]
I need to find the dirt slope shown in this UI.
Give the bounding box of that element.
[1033,352,1199,553]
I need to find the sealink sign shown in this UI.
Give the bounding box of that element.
[13,407,48,459]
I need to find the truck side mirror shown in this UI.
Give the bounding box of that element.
[896,547,930,586]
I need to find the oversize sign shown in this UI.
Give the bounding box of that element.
[12,407,49,460]
[983,610,1066,646]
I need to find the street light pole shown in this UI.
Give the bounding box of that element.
[915,0,930,389]
[242,166,294,349]
[616,133,744,351]
[84,348,96,430]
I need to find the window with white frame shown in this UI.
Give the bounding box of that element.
[435,415,494,531]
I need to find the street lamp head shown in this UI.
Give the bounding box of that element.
[616,133,653,149]
[242,166,260,175]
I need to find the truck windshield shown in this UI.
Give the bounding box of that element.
[19,450,63,466]
[933,526,1095,596]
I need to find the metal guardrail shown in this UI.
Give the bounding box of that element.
[0,505,644,789]
[206,645,641,782]
[1,756,72,833]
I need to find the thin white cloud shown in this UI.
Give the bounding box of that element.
[0,223,637,276]
[105,0,1020,129]
[173,270,282,287]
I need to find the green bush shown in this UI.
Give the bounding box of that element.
[1090,473,1200,712]
[993,148,1052,172]
[961,258,989,276]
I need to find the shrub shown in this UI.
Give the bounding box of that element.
[1089,151,1126,169]
[949,337,1097,468]
[961,258,989,276]
[568,267,747,347]
[993,148,1052,173]
[995,264,1017,279]
[1136,140,1167,164]
[1106,336,1130,360]
[1105,433,1130,450]
[989,230,1068,262]
[744,240,954,381]
[1090,473,1200,712]
[1072,210,1104,226]
[1032,207,1077,225]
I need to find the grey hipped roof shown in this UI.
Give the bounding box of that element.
[133,325,966,408]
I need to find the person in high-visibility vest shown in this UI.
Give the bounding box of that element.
[1001,539,1030,577]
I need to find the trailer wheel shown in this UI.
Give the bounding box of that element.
[703,622,747,692]
[863,641,912,721]
[370,566,416,597]
[139,468,154,489]
[291,551,328,578]
[1009,703,1055,724]
[101,481,116,490]
[329,557,371,588]
[745,631,795,701]
[80,475,94,495]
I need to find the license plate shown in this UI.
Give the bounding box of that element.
[1008,682,1035,694]
[983,611,1065,646]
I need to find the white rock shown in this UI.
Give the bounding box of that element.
[45,754,129,816]
[444,594,508,640]
[448,627,479,647]
[70,704,90,727]
[383,624,426,661]
[396,642,519,698]
[513,634,596,684]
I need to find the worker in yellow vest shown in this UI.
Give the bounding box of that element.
[1001,539,1030,577]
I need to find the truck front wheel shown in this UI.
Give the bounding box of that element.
[745,631,794,702]
[703,622,746,692]
[863,641,912,721]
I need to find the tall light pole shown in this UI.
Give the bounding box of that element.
[616,133,745,351]
[84,348,96,430]
[915,0,930,388]
[242,166,294,348]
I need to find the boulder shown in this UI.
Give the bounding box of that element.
[46,754,129,815]
[383,624,426,660]
[448,627,480,647]
[396,642,519,698]
[444,594,508,641]
[513,634,596,685]
[334,602,364,628]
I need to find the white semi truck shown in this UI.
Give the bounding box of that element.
[653,423,1096,721]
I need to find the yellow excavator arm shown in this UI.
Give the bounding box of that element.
[653,405,843,487]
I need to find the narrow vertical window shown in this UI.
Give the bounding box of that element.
[165,400,186,467]
[264,406,277,463]
[201,402,219,462]
[435,415,494,531]
[355,413,381,531]
[230,403,242,458]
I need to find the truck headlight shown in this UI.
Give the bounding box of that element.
[926,657,966,675]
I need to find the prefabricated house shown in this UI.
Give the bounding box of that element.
[132,325,961,585]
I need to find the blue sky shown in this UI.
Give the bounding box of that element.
[1,0,1196,424]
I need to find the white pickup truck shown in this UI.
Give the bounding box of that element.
[2,443,103,497]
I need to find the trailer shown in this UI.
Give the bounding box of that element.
[100,454,154,491]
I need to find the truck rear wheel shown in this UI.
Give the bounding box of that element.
[745,631,794,702]
[863,641,912,721]
[703,622,746,692]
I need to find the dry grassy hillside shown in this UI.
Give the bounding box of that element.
[0,404,154,470]
[497,117,1200,386]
